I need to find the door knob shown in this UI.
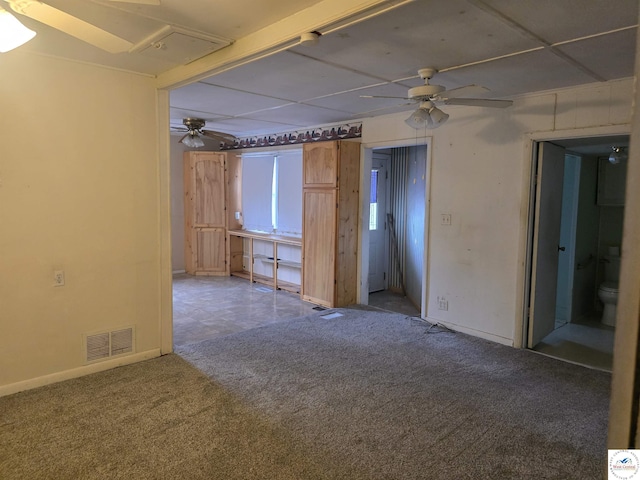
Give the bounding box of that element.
[558,245,566,252]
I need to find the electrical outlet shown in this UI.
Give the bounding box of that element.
[437,296,448,311]
[54,270,65,287]
[441,214,452,226]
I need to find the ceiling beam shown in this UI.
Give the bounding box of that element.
[156,0,414,90]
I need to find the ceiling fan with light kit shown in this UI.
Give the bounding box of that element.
[173,118,238,149]
[1,0,160,53]
[362,67,513,129]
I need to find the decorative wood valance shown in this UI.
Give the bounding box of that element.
[220,123,362,150]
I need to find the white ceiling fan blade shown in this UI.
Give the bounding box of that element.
[9,1,133,53]
[360,95,410,100]
[444,98,513,108]
[353,101,415,117]
[109,0,160,5]
[436,85,489,100]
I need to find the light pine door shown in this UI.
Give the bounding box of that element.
[185,152,227,275]
[302,189,337,306]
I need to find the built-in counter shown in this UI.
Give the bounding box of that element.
[228,230,302,295]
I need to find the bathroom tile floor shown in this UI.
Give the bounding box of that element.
[173,274,419,347]
[533,314,614,371]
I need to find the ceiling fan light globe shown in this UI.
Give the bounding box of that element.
[405,108,432,129]
[0,8,36,53]
[182,132,205,148]
[427,107,449,129]
[609,146,627,165]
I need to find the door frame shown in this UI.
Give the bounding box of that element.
[515,125,631,349]
[358,137,433,319]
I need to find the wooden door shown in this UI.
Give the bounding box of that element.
[184,152,227,275]
[303,142,338,188]
[528,142,565,347]
[302,189,337,306]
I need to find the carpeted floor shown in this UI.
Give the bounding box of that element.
[1,307,610,479]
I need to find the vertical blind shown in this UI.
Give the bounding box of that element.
[241,153,275,232]
[241,149,303,235]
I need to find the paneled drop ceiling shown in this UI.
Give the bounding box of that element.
[8,0,638,140]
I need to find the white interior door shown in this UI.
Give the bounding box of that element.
[368,154,389,293]
[528,142,566,348]
[555,155,581,326]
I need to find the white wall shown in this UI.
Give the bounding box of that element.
[0,52,161,393]
[361,79,633,345]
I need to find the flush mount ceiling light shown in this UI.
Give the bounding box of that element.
[404,101,449,130]
[0,6,36,53]
[609,146,628,165]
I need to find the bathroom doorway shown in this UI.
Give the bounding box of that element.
[524,135,629,370]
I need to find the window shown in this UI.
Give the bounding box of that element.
[370,169,378,230]
[241,150,302,235]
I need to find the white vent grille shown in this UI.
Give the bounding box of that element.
[84,326,135,364]
[86,333,110,362]
[111,328,133,356]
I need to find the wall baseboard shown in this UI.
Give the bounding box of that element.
[424,317,513,346]
[172,269,186,275]
[0,349,161,398]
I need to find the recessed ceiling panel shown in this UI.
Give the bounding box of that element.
[482,0,639,44]
[555,29,636,81]
[200,51,384,102]
[91,0,323,41]
[17,20,176,75]
[289,0,541,81]
[434,49,597,98]
[47,0,162,40]
[170,83,292,116]
[243,103,353,127]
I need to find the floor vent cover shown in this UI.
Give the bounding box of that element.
[84,327,135,364]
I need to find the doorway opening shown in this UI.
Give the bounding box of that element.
[367,144,427,318]
[524,135,629,371]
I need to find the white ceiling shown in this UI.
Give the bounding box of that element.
[8,0,638,140]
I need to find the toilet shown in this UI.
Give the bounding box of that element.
[597,248,621,327]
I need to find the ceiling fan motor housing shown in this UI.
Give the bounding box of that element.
[183,117,206,130]
[408,84,445,101]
